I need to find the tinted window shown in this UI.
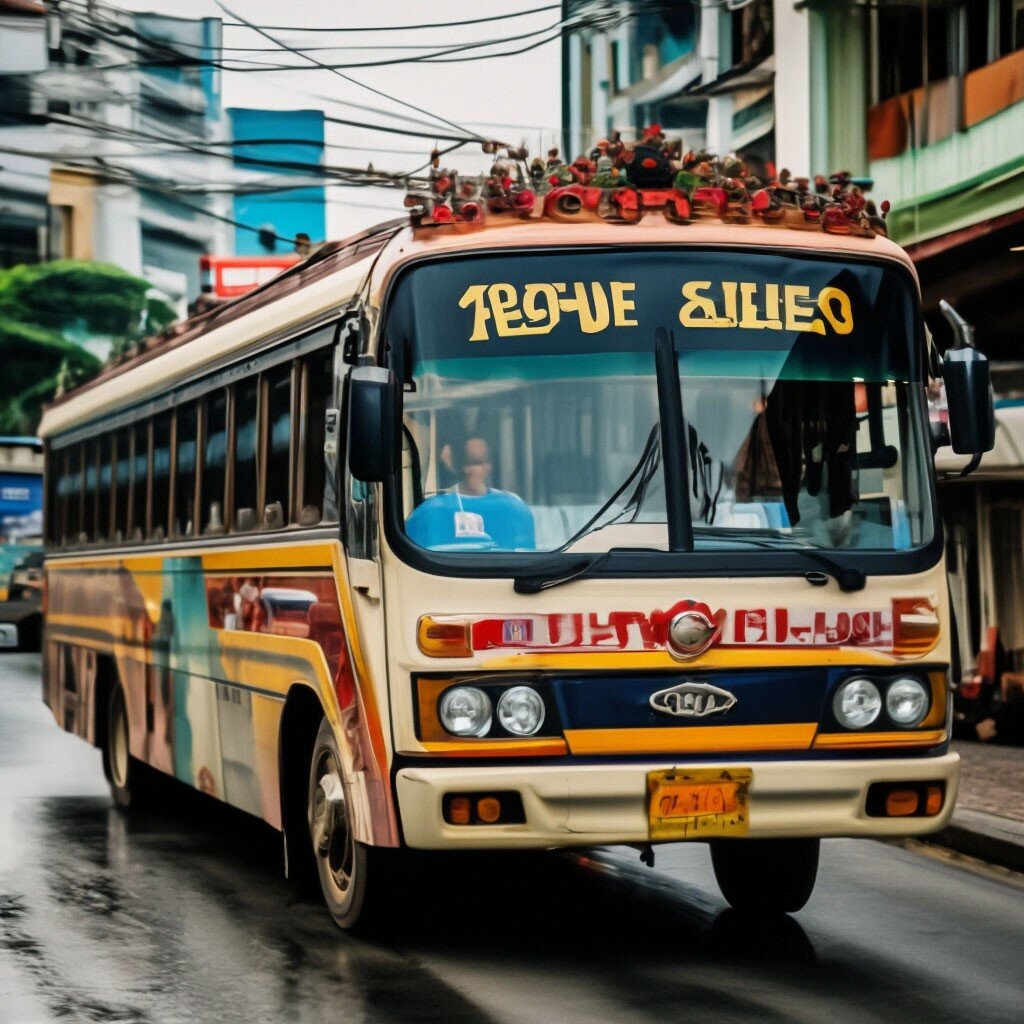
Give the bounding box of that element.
[82,440,98,542]
[233,379,259,530]
[99,434,114,540]
[203,389,227,533]
[174,403,197,537]
[264,364,293,527]
[302,348,335,524]
[151,412,171,539]
[130,422,148,541]
[114,428,130,540]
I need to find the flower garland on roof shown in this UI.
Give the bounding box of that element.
[404,124,890,238]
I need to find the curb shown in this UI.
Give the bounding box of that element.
[929,808,1024,874]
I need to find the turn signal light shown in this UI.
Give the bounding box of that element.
[448,796,471,825]
[442,791,526,826]
[892,598,940,656]
[476,797,501,823]
[866,781,946,818]
[885,789,919,816]
[418,616,472,658]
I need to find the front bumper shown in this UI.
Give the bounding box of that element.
[396,753,960,849]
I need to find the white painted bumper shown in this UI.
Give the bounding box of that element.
[396,753,960,849]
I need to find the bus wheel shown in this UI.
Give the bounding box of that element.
[710,838,820,915]
[103,685,143,809]
[307,718,382,931]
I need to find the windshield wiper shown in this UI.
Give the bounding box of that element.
[655,327,694,551]
[691,528,867,592]
[513,551,614,594]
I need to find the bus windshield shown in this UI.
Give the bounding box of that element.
[388,248,932,558]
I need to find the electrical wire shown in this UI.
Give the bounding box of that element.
[221,4,562,34]
[215,1,485,142]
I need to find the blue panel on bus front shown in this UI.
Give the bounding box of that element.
[551,670,834,729]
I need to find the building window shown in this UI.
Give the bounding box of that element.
[174,403,198,537]
[151,412,172,540]
[263,363,294,528]
[203,389,228,534]
[233,378,259,531]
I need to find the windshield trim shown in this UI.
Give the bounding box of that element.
[375,243,941,582]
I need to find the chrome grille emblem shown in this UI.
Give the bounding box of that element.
[667,610,718,659]
[649,681,738,719]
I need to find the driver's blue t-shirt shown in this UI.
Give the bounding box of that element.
[406,488,535,551]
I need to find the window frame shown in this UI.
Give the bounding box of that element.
[44,319,340,552]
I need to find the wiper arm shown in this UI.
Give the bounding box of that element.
[691,529,866,592]
[514,551,612,594]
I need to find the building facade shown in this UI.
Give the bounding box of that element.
[0,4,231,310]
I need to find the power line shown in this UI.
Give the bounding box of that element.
[220,4,562,34]
[215,2,485,143]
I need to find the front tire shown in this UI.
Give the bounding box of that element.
[103,684,146,809]
[710,838,820,914]
[307,717,394,931]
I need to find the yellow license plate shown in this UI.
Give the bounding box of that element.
[647,767,752,840]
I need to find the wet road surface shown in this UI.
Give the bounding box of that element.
[1,652,1022,1024]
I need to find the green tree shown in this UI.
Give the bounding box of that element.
[0,260,177,434]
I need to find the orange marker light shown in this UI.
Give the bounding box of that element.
[892,598,940,657]
[448,796,471,825]
[925,785,944,816]
[885,789,919,816]
[418,616,472,658]
[476,797,502,823]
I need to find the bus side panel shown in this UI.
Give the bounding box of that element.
[44,543,399,846]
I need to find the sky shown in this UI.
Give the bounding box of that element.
[115,0,563,238]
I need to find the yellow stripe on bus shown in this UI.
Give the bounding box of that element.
[565,723,818,755]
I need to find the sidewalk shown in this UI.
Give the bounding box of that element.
[928,740,1024,872]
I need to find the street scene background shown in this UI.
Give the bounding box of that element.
[2,1,1024,1022]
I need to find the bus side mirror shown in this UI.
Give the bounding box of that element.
[347,366,394,482]
[942,347,995,455]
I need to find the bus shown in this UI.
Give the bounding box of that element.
[38,147,995,929]
[0,436,43,648]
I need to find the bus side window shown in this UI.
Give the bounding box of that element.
[299,346,336,526]
[114,428,130,542]
[130,421,148,543]
[151,412,172,541]
[67,444,82,545]
[100,434,114,542]
[174,402,198,537]
[233,377,260,532]
[82,439,98,544]
[263,363,294,529]
[203,389,228,534]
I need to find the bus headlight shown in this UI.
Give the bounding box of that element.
[439,686,492,737]
[886,676,929,727]
[833,678,882,729]
[497,686,545,736]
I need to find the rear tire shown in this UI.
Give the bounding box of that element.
[710,838,819,915]
[103,684,146,809]
[307,717,396,932]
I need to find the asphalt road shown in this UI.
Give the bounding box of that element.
[1,652,1022,1024]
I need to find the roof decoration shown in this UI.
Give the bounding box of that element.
[404,126,890,238]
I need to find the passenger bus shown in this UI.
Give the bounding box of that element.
[38,145,995,928]
[0,436,43,648]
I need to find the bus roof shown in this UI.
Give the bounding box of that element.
[39,214,917,441]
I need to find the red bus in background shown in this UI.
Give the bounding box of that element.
[200,255,300,299]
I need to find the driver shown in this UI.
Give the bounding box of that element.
[406,437,535,550]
